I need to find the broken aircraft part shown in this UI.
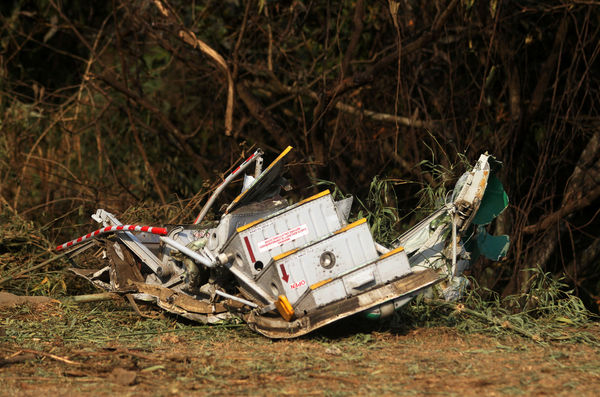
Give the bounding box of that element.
[59,147,508,338]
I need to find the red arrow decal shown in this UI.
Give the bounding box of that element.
[280,264,289,283]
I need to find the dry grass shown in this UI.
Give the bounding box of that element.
[1,300,600,396]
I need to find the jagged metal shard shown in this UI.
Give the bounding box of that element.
[63,148,508,338]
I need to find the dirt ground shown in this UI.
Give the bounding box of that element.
[1,300,599,396]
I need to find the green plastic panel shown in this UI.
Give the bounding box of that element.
[472,174,509,225]
[476,226,510,261]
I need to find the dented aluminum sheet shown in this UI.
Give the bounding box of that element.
[60,147,508,338]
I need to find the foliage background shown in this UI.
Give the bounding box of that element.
[0,0,599,307]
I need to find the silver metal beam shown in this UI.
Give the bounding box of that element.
[159,236,216,268]
[93,209,164,275]
[214,290,258,308]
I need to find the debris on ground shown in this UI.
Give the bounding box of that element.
[57,147,509,338]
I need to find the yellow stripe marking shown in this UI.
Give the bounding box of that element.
[296,189,330,206]
[231,146,293,205]
[334,218,367,234]
[236,218,265,233]
[236,190,329,233]
[310,278,332,290]
[379,246,405,260]
[273,248,298,261]
[265,145,293,173]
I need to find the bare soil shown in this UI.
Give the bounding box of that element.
[1,300,599,396]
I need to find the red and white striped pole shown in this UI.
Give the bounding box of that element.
[56,225,167,251]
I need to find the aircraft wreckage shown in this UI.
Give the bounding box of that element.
[58,147,509,338]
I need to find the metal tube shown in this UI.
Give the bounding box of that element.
[62,292,119,304]
[56,224,167,251]
[193,149,263,225]
[160,236,216,268]
[221,260,274,304]
[214,290,258,308]
[254,156,263,179]
[451,208,457,278]
[374,242,390,255]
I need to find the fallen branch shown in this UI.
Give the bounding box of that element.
[19,349,81,366]
[61,293,121,304]
[0,353,37,367]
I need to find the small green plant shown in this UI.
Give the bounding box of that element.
[354,176,400,246]
[414,147,470,211]
[313,178,348,201]
[314,176,401,245]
